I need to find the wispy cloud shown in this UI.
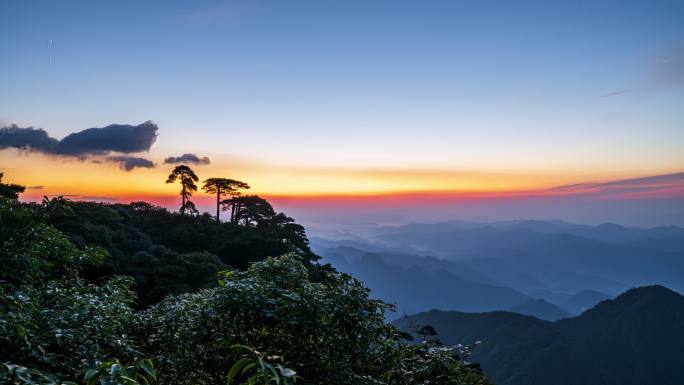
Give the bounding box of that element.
[552,172,684,199]
[602,42,684,97]
[601,89,633,98]
[76,196,119,203]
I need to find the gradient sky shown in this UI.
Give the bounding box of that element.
[1,0,683,225]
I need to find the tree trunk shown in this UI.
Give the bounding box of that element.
[216,190,220,221]
[181,178,186,214]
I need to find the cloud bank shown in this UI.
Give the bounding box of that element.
[163,153,211,165]
[55,122,158,156]
[0,121,158,156]
[0,121,158,171]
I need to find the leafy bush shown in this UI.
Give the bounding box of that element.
[0,199,142,383]
[1,198,490,385]
[0,199,104,286]
[135,254,391,384]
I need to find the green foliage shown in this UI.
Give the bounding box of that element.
[39,199,321,308]
[82,358,156,385]
[226,346,298,385]
[1,198,490,385]
[133,255,488,385]
[0,199,104,286]
[2,277,137,372]
[0,363,66,385]
[381,343,490,385]
[0,198,147,384]
[135,254,391,384]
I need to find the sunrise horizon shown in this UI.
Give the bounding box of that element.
[2,0,683,226]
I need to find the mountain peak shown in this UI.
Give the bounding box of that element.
[615,284,683,303]
[562,285,684,329]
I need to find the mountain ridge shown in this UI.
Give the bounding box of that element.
[394,285,684,385]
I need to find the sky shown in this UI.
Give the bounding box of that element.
[1,0,683,226]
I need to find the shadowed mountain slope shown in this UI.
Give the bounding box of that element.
[395,285,684,385]
[319,246,530,314]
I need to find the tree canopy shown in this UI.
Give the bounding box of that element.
[202,178,250,221]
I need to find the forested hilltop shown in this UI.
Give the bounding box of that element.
[0,168,490,385]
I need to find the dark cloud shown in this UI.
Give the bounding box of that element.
[0,121,158,156]
[55,121,158,156]
[0,125,59,152]
[106,156,155,171]
[26,185,45,190]
[163,153,211,165]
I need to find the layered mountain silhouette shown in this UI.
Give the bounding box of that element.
[314,220,684,296]
[558,290,612,314]
[505,299,571,321]
[316,245,530,314]
[394,285,684,385]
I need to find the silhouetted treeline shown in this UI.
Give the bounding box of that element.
[40,197,324,308]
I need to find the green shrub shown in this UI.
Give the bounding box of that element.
[1,199,490,385]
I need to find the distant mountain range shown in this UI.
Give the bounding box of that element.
[394,285,684,385]
[312,241,616,316]
[317,245,530,314]
[312,219,684,311]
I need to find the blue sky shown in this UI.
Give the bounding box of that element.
[1,0,683,199]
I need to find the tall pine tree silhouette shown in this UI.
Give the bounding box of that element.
[165,165,198,215]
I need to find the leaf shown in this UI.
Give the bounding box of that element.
[241,362,257,376]
[278,366,296,378]
[137,359,156,380]
[227,358,252,385]
[265,363,280,385]
[84,369,99,385]
[110,363,122,376]
[119,375,137,383]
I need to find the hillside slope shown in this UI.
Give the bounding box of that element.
[395,285,684,385]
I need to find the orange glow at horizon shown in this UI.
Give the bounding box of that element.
[5,151,683,205]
